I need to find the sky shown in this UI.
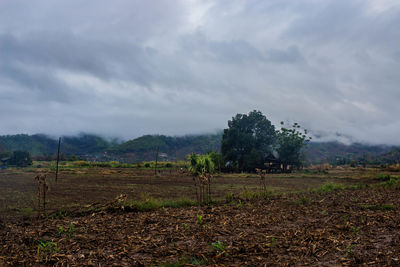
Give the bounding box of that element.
[1,0,400,144]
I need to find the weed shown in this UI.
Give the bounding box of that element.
[316,182,345,193]
[58,221,76,238]
[225,192,235,203]
[37,240,57,262]
[296,197,309,205]
[196,214,203,225]
[237,199,243,207]
[52,210,68,219]
[350,226,361,235]
[376,173,391,181]
[211,241,228,256]
[183,223,188,231]
[345,244,356,257]
[19,207,34,215]
[270,237,277,247]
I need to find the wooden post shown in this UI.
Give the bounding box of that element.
[55,137,61,183]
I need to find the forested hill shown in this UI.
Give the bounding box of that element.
[1,133,398,163]
[0,134,116,156]
[108,134,222,161]
[0,133,222,160]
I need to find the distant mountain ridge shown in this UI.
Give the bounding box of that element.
[0,133,399,163]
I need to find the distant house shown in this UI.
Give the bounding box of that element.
[1,157,10,169]
[1,157,10,164]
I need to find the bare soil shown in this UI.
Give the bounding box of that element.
[1,186,399,266]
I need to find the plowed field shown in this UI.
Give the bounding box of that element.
[1,185,399,266]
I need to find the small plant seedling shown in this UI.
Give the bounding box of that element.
[58,221,76,238]
[211,241,228,256]
[351,226,361,235]
[37,240,57,262]
[345,244,356,257]
[270,237,277,247]
[57,225,65,236]
[184,223,188,230]
[237,199,243,207]
[67,221,75,238]
[196,214,203,225]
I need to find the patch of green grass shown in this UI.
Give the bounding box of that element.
[376,173,391,181]
[361,203,395,210]
[19,207,34,215]
[295,197,309,205]
[313,182,345,193]
[126,197,197,212]
[211,241,229,256]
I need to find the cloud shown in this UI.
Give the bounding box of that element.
[0,0,400,144]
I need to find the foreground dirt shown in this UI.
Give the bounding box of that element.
[1,186,399,266]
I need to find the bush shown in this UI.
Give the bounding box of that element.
[376,173,391,181]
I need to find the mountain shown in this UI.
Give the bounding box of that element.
[108,133,222,161]
[0,134,116,156]
[1,133,399,164]
[304,142,397,164]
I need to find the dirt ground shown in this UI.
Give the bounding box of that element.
[0,167,381,217]
[1,167,399,266]
[0,185,399,266]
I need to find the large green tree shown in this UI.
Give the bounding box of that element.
[276,122,311,171]
[221,110,276,172]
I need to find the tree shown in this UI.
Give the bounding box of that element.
[8,150,32,167]
[276,122,311,172]
[221,110,276,172]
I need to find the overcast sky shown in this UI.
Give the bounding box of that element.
[1,0,400,144]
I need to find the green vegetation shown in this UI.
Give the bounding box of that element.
[276,122,311,171]
[37,240,57,262]
[361,203,395,210]
[315,182,345,193]
[196,214,203,225]
[221,110,311,172]
[58,222,76,238]
[117,197,197,212]
[8,150,32,167]
[211,241,228,256]
[376,173,391,181]
[109,133,222,161]
[221,110,276,172]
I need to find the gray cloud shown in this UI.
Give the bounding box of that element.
[1,0,400,144]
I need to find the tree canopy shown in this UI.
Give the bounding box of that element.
[275,122,311,171]
[221,110,276,172]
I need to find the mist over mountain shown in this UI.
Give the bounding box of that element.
[1,132,398,164]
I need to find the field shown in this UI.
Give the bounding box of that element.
[1,164,399,265]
